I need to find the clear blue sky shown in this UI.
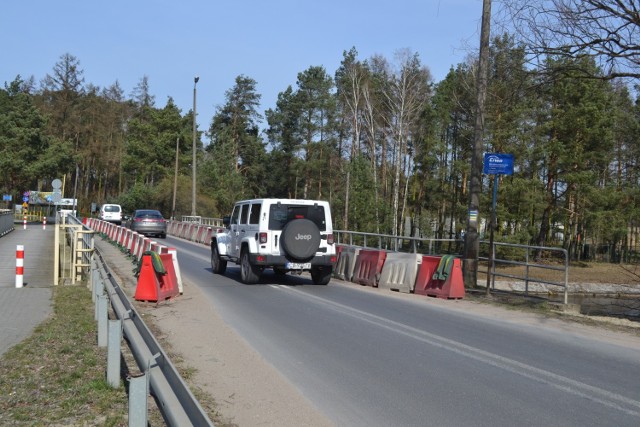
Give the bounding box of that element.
[2,0,484,133]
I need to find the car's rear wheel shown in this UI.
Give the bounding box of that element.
[311,266,332,285]
[240,249,260,284]
[211,244,227,274]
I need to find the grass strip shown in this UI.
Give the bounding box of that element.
[0,286,128,426]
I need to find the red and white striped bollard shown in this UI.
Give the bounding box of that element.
[23,215,27,230]
[43,216,47,230]
[16,245,24,288]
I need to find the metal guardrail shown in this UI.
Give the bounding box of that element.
[334,229,569,302]
[92,249,214,426]
[479,241,569,304]
[334,230,460,254]
[181,216,224,227]
[0,210,14,236]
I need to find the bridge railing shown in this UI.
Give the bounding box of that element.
[180,215,224,227]
[55,213,95,285]
[334,229,568,302]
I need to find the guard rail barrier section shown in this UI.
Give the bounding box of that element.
[414,255,465,299]
[91,250,213,426]
[167,220,218,246]
[84,218,184,294]
[352,249,387,287]
[334,245,359,282]
[0,210,14,236]
[336,245,465,299]
[378,252,422,294]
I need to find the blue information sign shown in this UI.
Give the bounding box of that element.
[483,153,514,175]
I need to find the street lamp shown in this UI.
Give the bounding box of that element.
[192,76,199,216]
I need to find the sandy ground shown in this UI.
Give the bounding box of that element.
[94,237,640,426]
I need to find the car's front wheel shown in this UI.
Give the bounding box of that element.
[211,244,227,274]
[240,249,260,284]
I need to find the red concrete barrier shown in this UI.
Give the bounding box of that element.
[134,252,179,303]
[414,255,465,299]
[352,249,387,287]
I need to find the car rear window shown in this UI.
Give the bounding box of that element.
[104,205,121,212]
[268,204,326,231]
[136,210,163,218]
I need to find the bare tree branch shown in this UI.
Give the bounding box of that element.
[501,0,640,79]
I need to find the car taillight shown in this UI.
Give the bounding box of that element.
[327,234,334,245]
[134,218,143,222]
[259,232,268,244]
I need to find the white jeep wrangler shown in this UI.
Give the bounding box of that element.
[210,198,337,285]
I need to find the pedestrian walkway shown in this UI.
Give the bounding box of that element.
[0,224,54,357]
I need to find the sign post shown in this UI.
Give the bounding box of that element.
[483,153,514,294]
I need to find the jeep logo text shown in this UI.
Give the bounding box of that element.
[295,233,312,240]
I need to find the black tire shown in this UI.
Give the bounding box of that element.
[280,219,321,261]
[311,266,332,285]
[240,249,260,284]
[160,233,167,239]
[211,244,227,274]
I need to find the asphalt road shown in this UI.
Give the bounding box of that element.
[167,236,640,427]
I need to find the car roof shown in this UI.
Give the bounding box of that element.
[234,198,330,206]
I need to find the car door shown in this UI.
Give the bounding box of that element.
[227,204,243,259]
[235,203,250,253]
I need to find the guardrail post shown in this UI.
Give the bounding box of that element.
[94,277,105,321]
[97,294,108,347]
[128,373,149,427]
[92,270,104,304]
[107,319,122,388]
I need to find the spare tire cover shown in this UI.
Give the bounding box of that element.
[280,219,321,261]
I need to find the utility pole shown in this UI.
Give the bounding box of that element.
[172,137,179,220]
[192,76,199,216]
[463,0,492,288]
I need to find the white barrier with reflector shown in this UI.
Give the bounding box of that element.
[378,252,422,293]
[334,245,360,282]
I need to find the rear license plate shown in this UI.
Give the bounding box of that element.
[285,262,311,270]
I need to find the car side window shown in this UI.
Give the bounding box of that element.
[230,204,241,226]
[240,204,249,224]
[249,203,261,225]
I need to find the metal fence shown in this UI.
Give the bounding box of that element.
[334,229,569,303]
[334,230,462,255]
[478,241,569,304]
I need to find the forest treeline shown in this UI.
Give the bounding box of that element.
[1,33,640,259]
